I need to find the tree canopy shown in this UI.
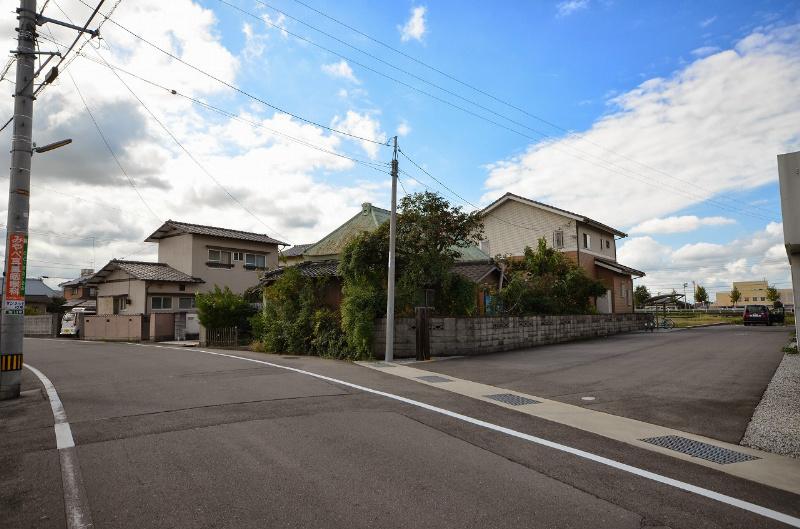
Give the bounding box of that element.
[694,285,709,305]
[634,285,650,307]
[730,286,741,305]
[498,238,608,315]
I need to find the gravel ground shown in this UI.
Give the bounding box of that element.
[741,349,800,458]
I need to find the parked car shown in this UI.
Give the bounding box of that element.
[769,306,785,325]
[743,304,771,326]
[60,307,95,337]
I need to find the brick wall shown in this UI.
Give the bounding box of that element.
[374,313,646,358]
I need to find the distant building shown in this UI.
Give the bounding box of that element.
[713,280,792,307]
[58,268,96,310]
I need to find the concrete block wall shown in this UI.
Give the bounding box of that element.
[24,314,58,336]
[374,314,646,358]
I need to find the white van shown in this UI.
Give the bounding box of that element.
[60,307,95,337]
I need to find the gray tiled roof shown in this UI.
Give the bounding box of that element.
[451,262,501,284]
[282,243,314,257]
[88,260,203,284]
[260,260,340,284]
[145,220,288,246]
[25,278,60,298]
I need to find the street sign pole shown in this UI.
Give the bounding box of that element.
[0,0,36,400]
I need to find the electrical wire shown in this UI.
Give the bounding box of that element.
[36,33,390,174]
[283,0,777,217]
[66,69,162,222]
[73,0,388,148]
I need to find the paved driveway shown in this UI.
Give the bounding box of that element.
[420,325,790,443]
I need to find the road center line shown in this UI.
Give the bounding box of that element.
[137,343,800,528]
[25,363,94,529]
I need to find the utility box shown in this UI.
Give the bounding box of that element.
[777,150,800,342]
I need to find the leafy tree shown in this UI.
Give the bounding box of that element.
[634,285,651,308]
[730,285,741,306]
[46,296,67,314]
[766,285,780,304]
[337,191,485,357]
[196,286,255,329]
[694,285,709,305]
[498,238,608,315]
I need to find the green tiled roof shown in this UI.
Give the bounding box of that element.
[304,203,390,257]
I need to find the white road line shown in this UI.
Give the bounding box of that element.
[138,343,800,528]
[25,363,93,529]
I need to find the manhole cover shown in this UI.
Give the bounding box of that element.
[640,435,759,464]
[484,393,540,406]
[416,375,451,383]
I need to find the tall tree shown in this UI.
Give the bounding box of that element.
[730,285,741,306]
[694,285,709,306]
[634,285,650,308]
[766,285,780,304]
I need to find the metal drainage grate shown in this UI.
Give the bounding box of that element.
[484,393,540,406]
[281,356,300,359]
[640,435,760,465]
[416,375,451,383]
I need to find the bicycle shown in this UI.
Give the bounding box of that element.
[659,318,675,329]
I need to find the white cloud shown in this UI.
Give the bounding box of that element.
[330,111,387,159]
[690,45,720,57]
[322,60,360,84]
[399,6,427,42]
[700,15,717,28]
[241,22,267,61]
[483,24,800,228]
[629,215,735,234]
[397,120,411,137]
[620,223,790,299]
[0,0,392,280]
[556,0,589,17]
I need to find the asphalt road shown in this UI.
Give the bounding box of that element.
[422,325,791,443]
[1,333,798,529]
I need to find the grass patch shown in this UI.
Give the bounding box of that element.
[667,314,742,328]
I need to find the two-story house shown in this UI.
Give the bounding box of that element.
[87,220,286,340]
[59,268,97,310]
[480,192,644,314]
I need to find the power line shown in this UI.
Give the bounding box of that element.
[73,0,388,148]
[50,3,294,242]
[36,33,391,175]
[66,69,162,222]
[79,0,773,222]
[283,0,776,218]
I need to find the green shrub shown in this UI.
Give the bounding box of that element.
[196,286,255,329]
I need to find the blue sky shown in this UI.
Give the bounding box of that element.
[0,0,798,298]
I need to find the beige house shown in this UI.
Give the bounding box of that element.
[88,220,287,340]
[713,280,793,307]
[480,192,644,314]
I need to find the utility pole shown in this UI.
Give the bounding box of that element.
[0,0,37,401]
[385,136,398,362]
[0,0,88,400]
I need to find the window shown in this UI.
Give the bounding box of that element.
[208,249,231,264]
[605,240,611,249]
[233,251,244,261]
[744,297,749,302]
[245,253,267,268]
[71,287,78,295]
[554,230,564,249]
[179,284,185,292]
[89,288,96,296]
[151,296,173,310]
[582,233,591,249]
[179,297,195,309]
[112,297,126,314]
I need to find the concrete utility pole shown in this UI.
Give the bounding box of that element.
[385,136,398,362]
[0,0,37,401]
[777,151,800,343]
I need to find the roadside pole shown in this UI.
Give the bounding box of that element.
[777,151,800,344]
[0,0,36,401]
[385,136,398,362]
